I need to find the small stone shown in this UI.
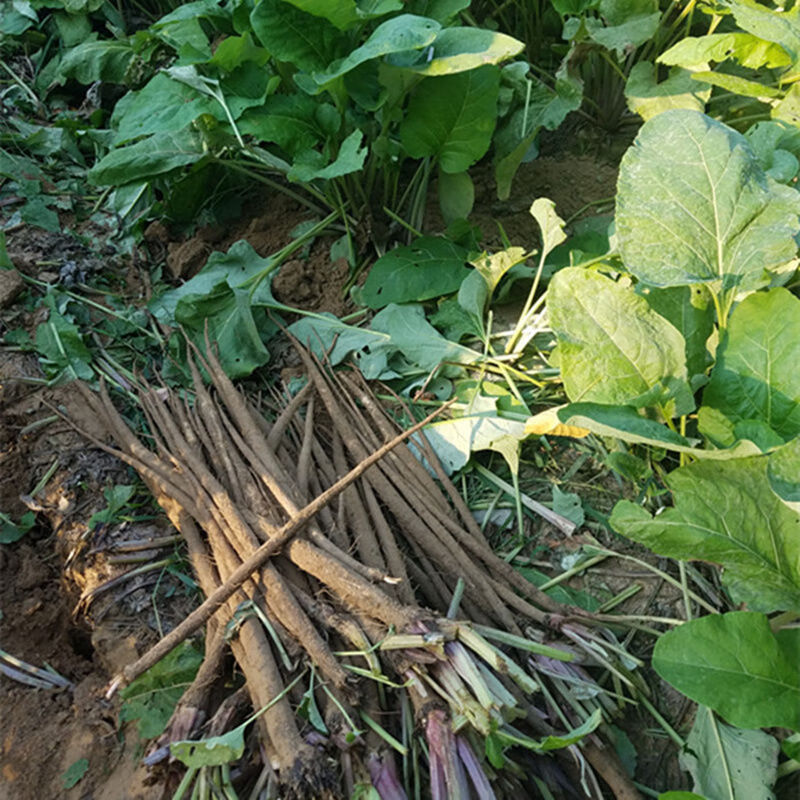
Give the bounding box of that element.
[0,268,24,309]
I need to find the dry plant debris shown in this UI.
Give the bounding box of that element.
[69,341,644,800]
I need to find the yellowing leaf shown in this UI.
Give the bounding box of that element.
[525,407,590,438]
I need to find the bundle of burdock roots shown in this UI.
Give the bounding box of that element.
[73,340,643,800]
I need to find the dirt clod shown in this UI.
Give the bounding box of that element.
[0,269,23,309]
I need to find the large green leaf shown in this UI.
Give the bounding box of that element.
[680,706,779,800]
[120,641,204,739]
[424,391,527,473]
[149,240,275,321]
[174,284,274,378]
[611,457,800,612]
[585,0,661,55]
[727,0,800,66]
[659,32,792,70]
[639,285,714,379]
[616,110,800,291]
[400,65,500,173]
[625,62,711,121]
[289,304,476,380]
[361,236,469,309]
[58,37,136,84]
[398,27,524,76]
[89,130,204,186]
[701,289,800,443]
[238,94,324,157]
[548,268,689,410]
[110,73,219,144]
[308,14,439,87]
[557,402,762,459]
[370,303,477,374]
[249,0,344,71]
[652,612,800,731]
[768,436,800,507]
[287,129,367,182]
[35,307,94,384]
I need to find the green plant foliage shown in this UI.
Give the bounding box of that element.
[89,130,205,186]
[307,14,440,87]
[35,302,94,384]
[548,268,690,412]
[120,641,204,739]
[638,285,714,381]
[701,289,800,444]
[287,130,368,182]
[0,511,36,544]
[616,110,800,293]
[171,720,249,767]
[61,758,89,790]
[611,457,800,612]
[400,27,525,76]
[424,391,528,473]
[768,436,800,508]
[659,32,792,71]
[625,62,711,121]
[88,485,135,529]
[652,612,800,731]
[680,706,778,800]
[361,236,469,309]
[400,66,501,173]
[583,0,661,56]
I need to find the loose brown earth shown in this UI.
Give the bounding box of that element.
[0,144,699,800]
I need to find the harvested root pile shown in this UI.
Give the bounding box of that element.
[72,342,643,800]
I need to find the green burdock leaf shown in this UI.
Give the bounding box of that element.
[639,285,714,379]
[680,706,779,800]
[611,457,800,612]
[653,612,800,730]
[59,37,136,85]
[89,130,204,186]
[726,0,800,66]
[62,758,89,790]
[701,289,800,443]
[172,723,247,767]
[616,110,800,291]
[768,435,800,508]
[493,74,581,200]
[309,14,439,87]
[149,240,274,321]
[0,511,35,544]
[400,65,500,173]
[361,236,469,309]
[625,62,711,121]
[556,403,762,460]
[659,32,792,70]
[249,0,344,71]
[398,27,524,76]
[174,284,273,378]
[585,0,661,55]
[370,302,476,373]
[238,94,325,157]
[120,641,204,739]
[424,394,527,473]
[288,130,367,182]
[548,268,689,410]
[35,308,94,383]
